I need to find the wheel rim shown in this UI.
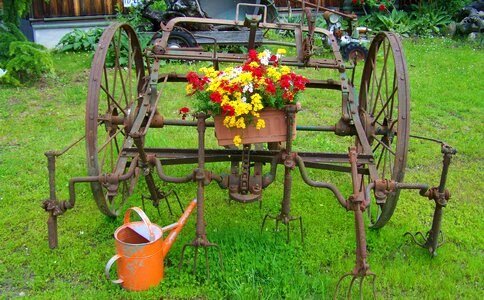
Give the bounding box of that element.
[86,23,145,217]
[358,32,410,228]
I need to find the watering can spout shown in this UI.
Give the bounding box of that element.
[162,199,197,258]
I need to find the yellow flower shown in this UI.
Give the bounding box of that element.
[234,102,251,116]
[235,117,246,129]
[267,67,281,80]
[256,119,266,129]
[221,94,230,104]
[239,72,254,85]
[280,66,291,75]
[199,66,218,79]
[250,93,264,111]
[233,135,242,147]
[277,48,287,55]
[185,84,193,95]
[249,61,259,68]
[224,116,237,127]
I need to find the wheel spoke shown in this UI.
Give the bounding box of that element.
[371,85,398,125]
[384,42,391,116]
[98,126,125,153]
[103,65,110,107]
[371,135,396,156]
[100,85,126,115]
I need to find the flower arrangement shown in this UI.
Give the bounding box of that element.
[185,48,309,146]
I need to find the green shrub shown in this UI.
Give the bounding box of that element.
[1,41,54,85]
[410,5,452,36]
[374,9,414,35]
[0,22,27,65]
[358,3,454,37]
[440,0,474,15]
[0,21,53,85]
[56,28,104,52]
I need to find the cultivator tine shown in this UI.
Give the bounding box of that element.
[404,229,446,255]
[141,187,185,220]
[260,213,272,233]
[348,275,357,299]
[403,231,428,248]
[334,272,377,300]
[179,243,189,270]
[334,272,352,299]
[260,213,304,243]
[164,193,174,215]
[438,230,445,247]
[171,190,185,214]
[179,240,224,281]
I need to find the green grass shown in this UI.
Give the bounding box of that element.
[0,38,483,299]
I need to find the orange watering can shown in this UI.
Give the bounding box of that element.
[105,199,197,291]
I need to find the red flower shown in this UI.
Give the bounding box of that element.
[265,78,276,95]
[270,55,279,67]
[379,4,385,11]
[179,107,190,120]
[282,92,294,101]
[248,49,258,61]
[221,103,234,116]
[293,74,309,91]
[251,66,263,78]
[352,0,357,4]
[210,91,222,103]
[360,0,364,4]
[186,72,208,91]
[280,74,292,90]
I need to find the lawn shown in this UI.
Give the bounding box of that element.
[0,37,483,299]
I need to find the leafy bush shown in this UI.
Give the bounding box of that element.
[1,41,54,85]
[0,21,53,85]
[56,28,104,52]
[358,3,454,37]
[410,5,452,36]
[0,22,27,64]
[440,0,474,15]
[373,9,413,35]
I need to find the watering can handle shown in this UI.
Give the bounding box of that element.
[124,207,155,242]
[105,254,123,285]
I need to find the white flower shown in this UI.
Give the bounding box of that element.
[260,56,269,66]
[229,67,242,79]
[242,82,253,93]
[259,49,272,66]
[241,96,247,103]
[0,68,6,78]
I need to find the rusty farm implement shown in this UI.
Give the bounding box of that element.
[42,4,456,297]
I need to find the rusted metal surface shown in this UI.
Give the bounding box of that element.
[86,23,146,217]
[42,4,456,296]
